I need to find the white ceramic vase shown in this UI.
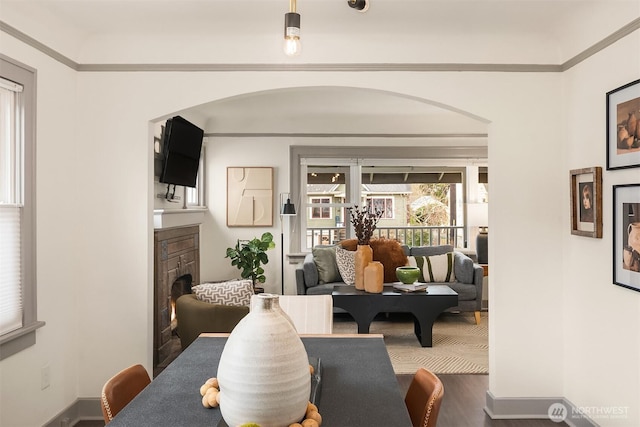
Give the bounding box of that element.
[217,294,311,427]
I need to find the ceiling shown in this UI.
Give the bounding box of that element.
[3,0,638,137]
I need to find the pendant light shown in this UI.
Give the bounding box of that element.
[284,0,301,56]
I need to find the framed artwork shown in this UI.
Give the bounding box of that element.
[613,184,640,292]
[227,167,273,227]
[570,167,602,238]
[606,79,640,170]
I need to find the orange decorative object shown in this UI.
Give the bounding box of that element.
[355,245,373,290]
[364,261,384,293]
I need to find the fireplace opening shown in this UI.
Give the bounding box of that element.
[171,274,192,330]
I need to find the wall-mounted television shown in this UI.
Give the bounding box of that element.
[159,115,204,188]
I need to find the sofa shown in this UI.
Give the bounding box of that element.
[295,243,484,324]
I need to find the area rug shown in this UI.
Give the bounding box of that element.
[332,312,488,375]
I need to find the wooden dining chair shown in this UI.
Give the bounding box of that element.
[404,367,444,427]
[101,364,151,424]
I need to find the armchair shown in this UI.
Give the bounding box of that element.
[175,294,249,349]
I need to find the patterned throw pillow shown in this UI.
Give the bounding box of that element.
[407,252,456,283]
[191,279,253,307]
[335,246,356,286]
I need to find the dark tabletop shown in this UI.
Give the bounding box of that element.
[108,334,412,427]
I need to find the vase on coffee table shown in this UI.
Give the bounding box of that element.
[364,261,384,293]
[355,244,373,290]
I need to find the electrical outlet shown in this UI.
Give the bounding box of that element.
[41,364,50,390]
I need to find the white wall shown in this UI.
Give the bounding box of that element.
[0,26,638,427]
[562,31,640,425]
[0,36,82,426]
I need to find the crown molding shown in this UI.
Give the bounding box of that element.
[205,132,488,138]
[1,18,638,73]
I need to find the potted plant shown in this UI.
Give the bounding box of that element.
[225,232,276,289]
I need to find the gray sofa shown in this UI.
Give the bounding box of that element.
[295,244,484,324]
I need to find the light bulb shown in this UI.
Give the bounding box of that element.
[284,37,301,56]
[284,11,301,57]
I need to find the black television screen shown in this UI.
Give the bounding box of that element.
[159,116,204,188]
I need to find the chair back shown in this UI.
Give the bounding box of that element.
[251,294,333,334]
[101,364,151,424]
[404,368,444,427]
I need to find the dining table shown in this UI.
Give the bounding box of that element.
[107,333,413,427]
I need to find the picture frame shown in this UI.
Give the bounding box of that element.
[227,167,274,227]
[606,79,640,170]
[613,184,640,292]
[570,167,602,238]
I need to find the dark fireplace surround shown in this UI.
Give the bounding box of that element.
[154,225,200,372]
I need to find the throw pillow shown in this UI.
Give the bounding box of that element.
[312,246,342,284]
[453,251,474,284]
[341,238,408,283]
[191,279,253,307]
[407,252,456,283]
[335,246,356,285]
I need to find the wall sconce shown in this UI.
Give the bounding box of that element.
[284,0,301,56]
[347,0,370,12]
[280,193,297,294]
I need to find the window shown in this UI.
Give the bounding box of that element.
[291,146,488,252]
[0,57,44,360]
[366,197,394,219]
[310,197,332,219]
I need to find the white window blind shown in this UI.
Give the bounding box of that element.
[0,78,23,336]
[0,206,22,334]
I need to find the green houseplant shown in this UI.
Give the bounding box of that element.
[225,232,275,287]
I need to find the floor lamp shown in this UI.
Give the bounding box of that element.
[280,193,297,295]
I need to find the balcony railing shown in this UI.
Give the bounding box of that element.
[306,225,466,249]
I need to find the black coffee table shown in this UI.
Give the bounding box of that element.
[332,284,459,347]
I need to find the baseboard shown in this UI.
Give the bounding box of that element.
[44,398,102,427]
[485,391,599,427]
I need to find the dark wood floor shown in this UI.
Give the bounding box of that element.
[396,374,566,427]
[77,374,564,427]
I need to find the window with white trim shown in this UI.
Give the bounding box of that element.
[0,58,43,360]
[309,197,332,219]
[366,197,394,219]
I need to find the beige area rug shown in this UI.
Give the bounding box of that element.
[332,312,488,375]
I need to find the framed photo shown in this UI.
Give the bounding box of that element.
[227,167,273,227]
[613,184,640,292]
[606,79,640,170]
[570,167,602,238]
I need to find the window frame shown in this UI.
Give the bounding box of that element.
[366,196,395,219]
[0,55,44,361]
[309,197,332,219]
[290,146,488,253]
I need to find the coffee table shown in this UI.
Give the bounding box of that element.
[332,284,458,347]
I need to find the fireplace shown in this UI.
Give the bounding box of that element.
[154,225,200,372]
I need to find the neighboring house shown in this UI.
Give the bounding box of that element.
[307,183,412,245]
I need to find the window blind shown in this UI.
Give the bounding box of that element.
[0,77,23,336]
[0,205,22,335]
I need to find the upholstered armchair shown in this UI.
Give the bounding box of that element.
[175,294,249,349]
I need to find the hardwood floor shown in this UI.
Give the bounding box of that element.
[396,374,566,427]
[77,374,564,427]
